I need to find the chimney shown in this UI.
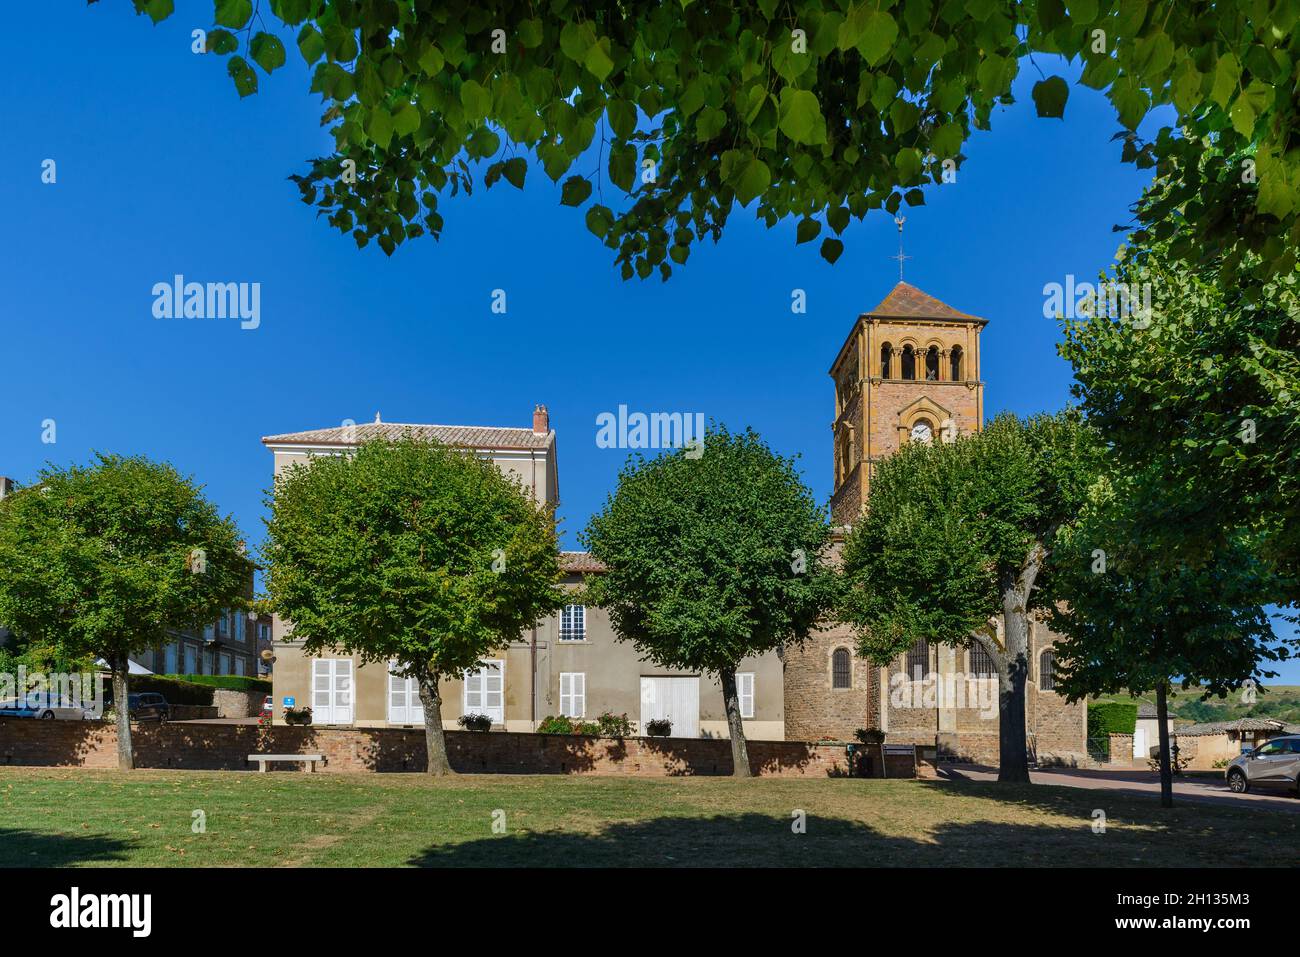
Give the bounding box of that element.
[532,404,549,435]
[0,477,13,499]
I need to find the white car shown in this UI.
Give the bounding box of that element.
[0,692,92,720]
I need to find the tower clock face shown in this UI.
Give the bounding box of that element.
[910,421,933,444]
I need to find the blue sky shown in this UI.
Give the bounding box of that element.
[6,4,1296,682]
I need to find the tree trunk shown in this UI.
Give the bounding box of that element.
[719,667,752,778]
[989,539,1050,784]
[416,676,453,776]
[112,660,134,771]
[995,608,1031,783]
[1155,681,1174,808]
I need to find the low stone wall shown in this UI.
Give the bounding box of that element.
[1108,733,1135,765]
[211,688,266,719]
[0,720,915,778]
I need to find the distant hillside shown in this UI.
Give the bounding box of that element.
[1091,686,1300,727]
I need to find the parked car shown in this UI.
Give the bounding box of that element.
[124,693,170,722]
[0,693,92,720]
[1225,735,1300,795]
[260,695,272,719]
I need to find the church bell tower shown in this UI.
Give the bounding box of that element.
[829,282,986,526]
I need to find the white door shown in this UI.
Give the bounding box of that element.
[312,658,354,725]
[1133,727,1147,758]
[640,676,700,737]
[387,662,424,725]
[463,660,504,725]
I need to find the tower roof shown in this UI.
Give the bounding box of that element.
[865,281,985,324]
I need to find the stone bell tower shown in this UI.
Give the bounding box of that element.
[828,281,986,526]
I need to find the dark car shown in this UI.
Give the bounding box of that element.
[126,693,170,722]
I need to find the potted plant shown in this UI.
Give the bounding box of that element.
[457,712,493,732]
[283,704,313,726]
[645,718,672,737]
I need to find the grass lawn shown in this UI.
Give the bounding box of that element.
[2,767,1297,867]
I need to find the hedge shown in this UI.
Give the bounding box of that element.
[109,674,215,706]
[160,674,272,694]
[1088,701,1139,737]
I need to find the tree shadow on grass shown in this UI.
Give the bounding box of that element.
[0,826,138,867]
[405,812,1153,868]
[406,783,1300,868]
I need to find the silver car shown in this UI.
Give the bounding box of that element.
[1226,735,1300,795]
[0,692,93,720]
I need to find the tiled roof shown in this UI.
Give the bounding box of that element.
[1136,704,1158,718]
[560,551,606,573]
[1173,718,1294,737]
[262,422,552,450]
[866,281,984,324]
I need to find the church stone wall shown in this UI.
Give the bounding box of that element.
[783,620,878,742]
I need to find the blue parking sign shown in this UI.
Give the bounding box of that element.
[283,697,295,708]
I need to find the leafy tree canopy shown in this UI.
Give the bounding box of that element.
[1044,469,1290,704]
[839,410,1099,662]
[120,0,1300,280]
[581,425,833,673]
[1059,226,1300,598]
[263,436,563,679]
[0,454,251,664]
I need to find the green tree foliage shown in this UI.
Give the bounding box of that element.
[0,455,250,769]
[263,436,563,775]
[118,0,1299,280]
[1059,229,1300,599]
[1044,470,1288,805]
[839,411,1099,782]
[581,426,834,776]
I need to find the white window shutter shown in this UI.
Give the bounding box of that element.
[738,673,755,719]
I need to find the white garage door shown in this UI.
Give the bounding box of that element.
[640,676,699,738]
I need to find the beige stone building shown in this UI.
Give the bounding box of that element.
[263,408,784,740]
[260,283,1085,761]
[783,282,1086,764]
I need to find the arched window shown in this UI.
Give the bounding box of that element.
[838,430,853,483]
[905,639,929,680]
[880,342,892,379]
[832,648,851,689]
[969,644,996,677]
[950,345,964,381]
[925,345,940,381]
[1039,649,1057,691]
[900,345,916,380]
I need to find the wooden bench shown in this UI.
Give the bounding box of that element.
[248,753,325,773]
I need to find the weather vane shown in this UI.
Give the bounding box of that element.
[890,215,911,281]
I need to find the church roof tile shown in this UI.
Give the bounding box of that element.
[867,282,985,324]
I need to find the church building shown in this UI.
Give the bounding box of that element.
[782,282,1087,765]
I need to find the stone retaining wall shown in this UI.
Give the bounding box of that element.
[0,719,917,778]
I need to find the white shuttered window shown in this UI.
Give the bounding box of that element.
[737,672,755,719]
[559,672,585,718]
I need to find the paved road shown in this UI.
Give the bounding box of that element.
[942,764,1300,812]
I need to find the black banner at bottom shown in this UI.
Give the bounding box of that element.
[5,867,1279,943]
